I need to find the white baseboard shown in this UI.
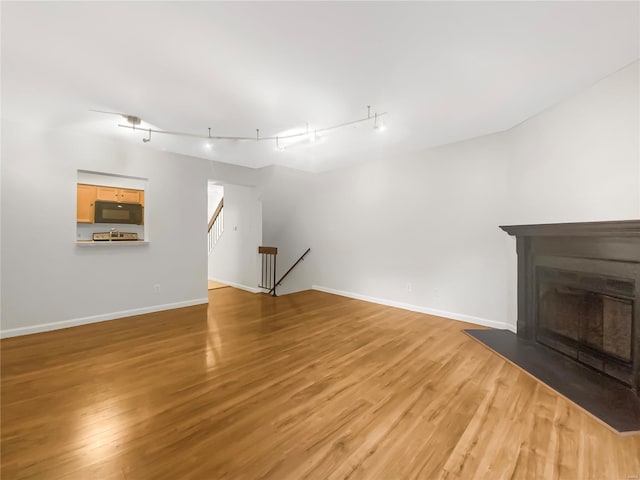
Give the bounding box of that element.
[0,298,209,339]
[208,278,261,294]
[312,285,515,332]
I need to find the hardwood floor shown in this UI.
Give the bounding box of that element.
[207,280,228,290]
[2,288,639,479]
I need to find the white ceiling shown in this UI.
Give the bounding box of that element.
[2,2,638,172]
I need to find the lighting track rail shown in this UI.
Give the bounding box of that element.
[95,106,387,146]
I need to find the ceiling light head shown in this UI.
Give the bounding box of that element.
[275,136,286,151]
[204,128,214,149]
[125,115,141,126]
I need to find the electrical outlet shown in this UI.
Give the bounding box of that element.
[153,284,161,293]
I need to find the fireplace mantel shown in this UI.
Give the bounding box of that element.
[500,219,640,238]
[500,219,640,395]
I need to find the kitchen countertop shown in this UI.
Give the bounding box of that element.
[76,240,149,246]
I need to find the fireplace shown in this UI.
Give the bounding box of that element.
[537,267,633,385]
[500,220,640,396]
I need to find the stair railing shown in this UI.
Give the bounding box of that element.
[208,198,224,254]
[269,248,311,296]
[258,246,278,293]
[258,247,311,296]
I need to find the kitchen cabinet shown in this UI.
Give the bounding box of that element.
[96,186,143,205]
[76,184,97,223]
[96,186,119,202]
[119,188,142,204]
[77,184,145,223]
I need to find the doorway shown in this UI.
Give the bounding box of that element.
[207,182,225,289]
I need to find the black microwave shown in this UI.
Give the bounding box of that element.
[94,200,143,225]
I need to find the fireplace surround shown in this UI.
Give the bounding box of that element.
[500,220,640,396]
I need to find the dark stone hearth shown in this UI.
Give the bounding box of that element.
[500,220,640,397]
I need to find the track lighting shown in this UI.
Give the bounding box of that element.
[94,106,388,149]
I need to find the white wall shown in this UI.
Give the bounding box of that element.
[262,60,639,332]
[259,165,318,292]
[265,134,512,329]
[207,183,262,292]
[506,61,639,224]
[1,122,211,337]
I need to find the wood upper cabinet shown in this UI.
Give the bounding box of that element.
[95,186,144,205]
[119,188,141,204]
[96,186,119,202]
[77,184,144,223]
[77,184,97,223]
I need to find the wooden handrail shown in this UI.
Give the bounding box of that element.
[269,248,311,295]
[208,198,224,232]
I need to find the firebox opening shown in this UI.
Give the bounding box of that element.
[537,267,634,386]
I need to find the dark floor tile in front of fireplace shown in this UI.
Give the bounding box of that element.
[465,329,640,434]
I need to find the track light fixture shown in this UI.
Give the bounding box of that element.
[204,127,213,149]
[93,106,387,147]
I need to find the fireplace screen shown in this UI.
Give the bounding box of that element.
[537,268,634,385]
